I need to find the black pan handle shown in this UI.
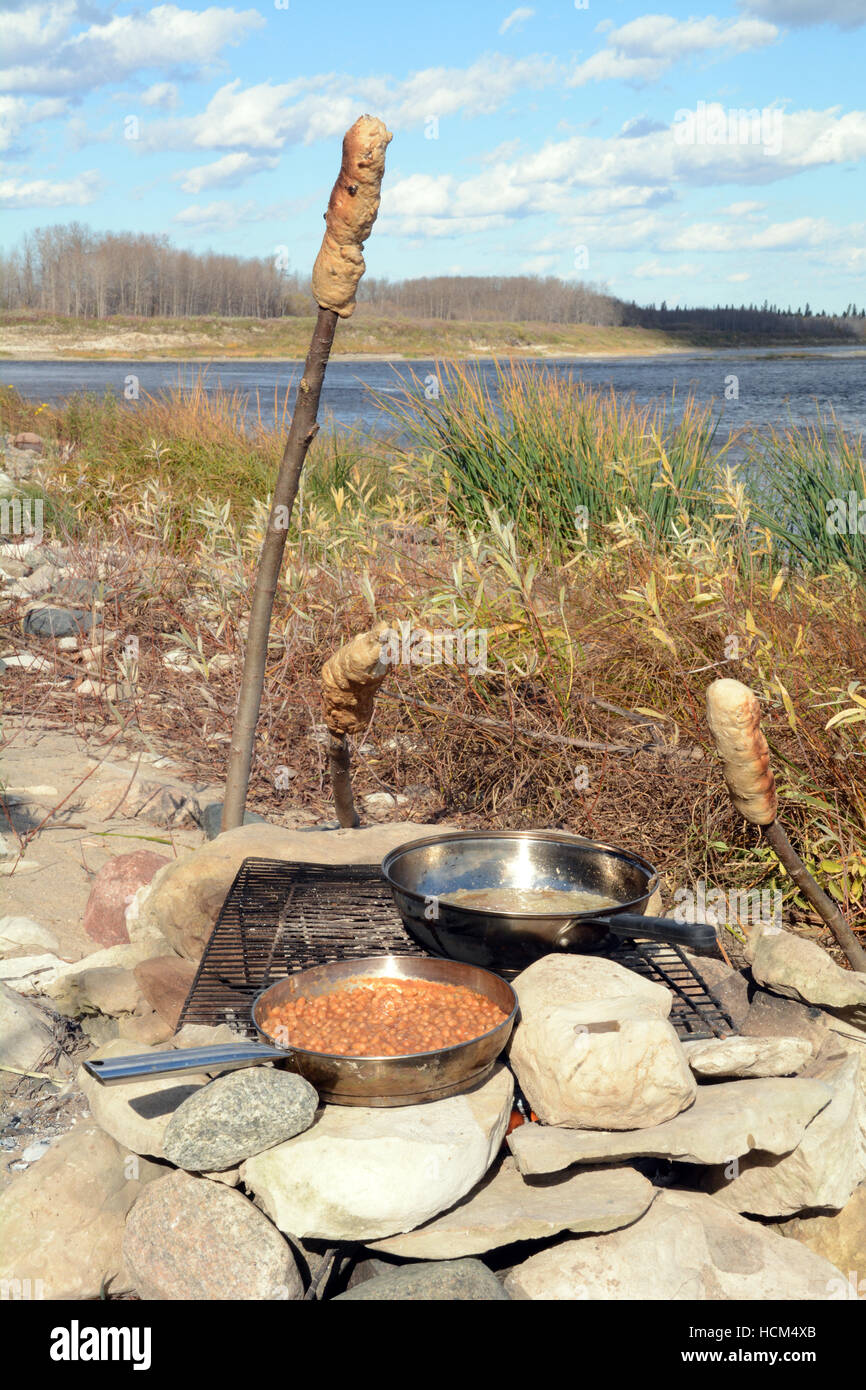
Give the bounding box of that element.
[557,913,718,954]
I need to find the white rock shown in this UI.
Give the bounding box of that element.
[0,917,60,957]
[504,1190,849,1301]
[241,1065,514,1242]
[0,952,70,994]
[682,1034,813,1079]
[369,1158,656,1259]
[508,1077,832,1172]
[0,1123,163,1299]
[0,651,53,672]
[44,940,161,1011]
[709,1047,866,1217]
[508,955,696,1130]
[749,928,866,1011]
[0,982,56,1072]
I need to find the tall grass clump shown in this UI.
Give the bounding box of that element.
[376,360,728,554]
[747,411,866,576]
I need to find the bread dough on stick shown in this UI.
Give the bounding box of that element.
[706,678,778,825]
[321,622,394,736]
[311,115,392,318]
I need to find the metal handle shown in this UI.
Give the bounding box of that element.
[83,1041,290,1086]
[555,913,718,954]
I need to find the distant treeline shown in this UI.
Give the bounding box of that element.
[1,223,864,342]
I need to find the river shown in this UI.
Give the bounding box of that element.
[2,347,864,444]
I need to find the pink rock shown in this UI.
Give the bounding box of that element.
[134,955,198,1027]
[12,432,44,452]
[83,851,170,947]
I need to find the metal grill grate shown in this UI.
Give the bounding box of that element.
[178,858,736,1041]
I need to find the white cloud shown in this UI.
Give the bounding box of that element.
[177,152,279,193]
[0,168,101,207]
[571,14,778,87]
[499,7,534,35]
[142,82,179,111]
[146,55,559,153]
[720,199,766,215]
[741,0,866,27]
[0,4,264,96]
[633,259,702,277]
[0,95,68,153]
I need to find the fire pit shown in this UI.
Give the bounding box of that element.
[176,858,736,1043]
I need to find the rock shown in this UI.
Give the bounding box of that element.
[0,557,29,579]
[708,1046,866,1217]
[0,951,70,994]
[334,1258,509,1301]
[0,650,52,671]
[133,955,197,1027]
[10,562,64,598]
[201,802,269,839]
[44,940,159,1013]
[362,792,409,813]
[749,928,866,1011]
[504,1190,847,1301]
[77,1038,218,1157]
[0,1124,163,1299]
[117,1009,174,1046]
[508,1077,832,1172]
[711,969,752,1029]
[507,955,696,1130]
[241,1065,514,1242]
[11,432,43,452]
[683,954,734,991]
[369,1158,656,1259]
[123,1170,301,1301]
[22,606,97,638]
[171,1021,237,1049]
[163,1068,318,1171]
[682,1035,813,1079]
[136,821,459,961]
[740,988,829,1055]
[0,981,56,1071]
[82,850,171,947]
[86,778,201,829]
[78,966,145,1016]
[0,916,59,956]
[776,1183,866,1276]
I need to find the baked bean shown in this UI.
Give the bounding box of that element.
[262,977,508,1056]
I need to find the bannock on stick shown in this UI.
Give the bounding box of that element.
[706,677,866,972]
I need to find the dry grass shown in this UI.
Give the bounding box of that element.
[2,372,865,950]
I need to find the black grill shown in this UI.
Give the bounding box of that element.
[177,858,736,1042]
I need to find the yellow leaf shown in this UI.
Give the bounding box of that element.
[770,570,786,601]
[650,626,677,655]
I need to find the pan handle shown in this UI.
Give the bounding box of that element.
[555,913,718,954]
[598,914,718,953]
[83,1041,291,1087]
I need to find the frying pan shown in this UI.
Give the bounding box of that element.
[83,954,517,1107]
[382,831,719,973]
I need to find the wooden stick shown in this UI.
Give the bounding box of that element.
[328,733,359,828]
[221,308,337,831]
[763,820,866,972]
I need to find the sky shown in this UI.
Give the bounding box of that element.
[1,0,865,311]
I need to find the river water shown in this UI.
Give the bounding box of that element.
[2,348,864,445]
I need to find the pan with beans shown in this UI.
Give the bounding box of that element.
[83,955,518,1107]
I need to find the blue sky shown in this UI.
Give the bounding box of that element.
[2,0,864,310]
